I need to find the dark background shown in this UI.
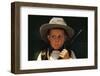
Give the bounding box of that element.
[28,15,88,60]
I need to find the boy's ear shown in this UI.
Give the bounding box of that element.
[47,35,50,40]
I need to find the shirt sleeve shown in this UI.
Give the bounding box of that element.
[71,50,76,59]
[37,52,42,60]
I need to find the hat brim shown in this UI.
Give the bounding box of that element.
[40,23,74,43]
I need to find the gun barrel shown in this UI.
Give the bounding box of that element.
[70,29,82,44]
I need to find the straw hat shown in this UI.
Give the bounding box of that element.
[40,17,74,43]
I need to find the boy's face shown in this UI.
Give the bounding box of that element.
[48,28,65,50]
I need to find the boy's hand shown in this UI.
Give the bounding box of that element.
[59,49,70,59]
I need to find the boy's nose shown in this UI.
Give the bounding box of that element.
[55,38,59,42]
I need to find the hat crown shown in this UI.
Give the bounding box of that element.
[49,17,67,26]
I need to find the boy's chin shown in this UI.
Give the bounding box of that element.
[53,47,60,50]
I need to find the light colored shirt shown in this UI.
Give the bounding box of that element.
[37,49,76,60]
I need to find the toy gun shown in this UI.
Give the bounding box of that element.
[65,29,82,48]
[58,29,83,59]
[71,29,82,45]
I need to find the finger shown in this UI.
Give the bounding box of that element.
[59,53,64,58]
